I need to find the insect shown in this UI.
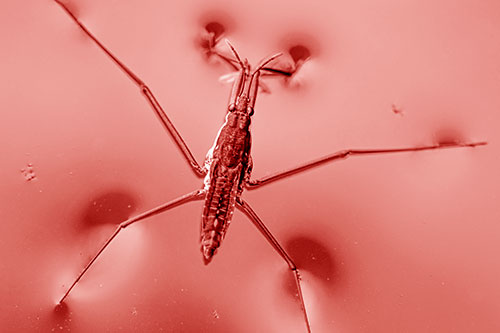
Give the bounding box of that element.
[54,1,486,332]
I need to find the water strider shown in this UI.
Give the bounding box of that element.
[54,1,486,332]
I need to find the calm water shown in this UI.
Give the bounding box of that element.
[1,0,499,332]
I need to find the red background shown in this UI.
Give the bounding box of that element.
[1,0,499,332]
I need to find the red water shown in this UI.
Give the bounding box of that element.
[1,0,499,332]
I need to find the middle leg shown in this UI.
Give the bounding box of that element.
[246,141,487,188]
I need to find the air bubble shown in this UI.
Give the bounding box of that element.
[212,310,219,319]
[20,163,36,181]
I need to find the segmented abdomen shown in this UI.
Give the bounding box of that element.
[200,163,242,264]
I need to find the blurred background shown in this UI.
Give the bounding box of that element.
[1,0,499,332]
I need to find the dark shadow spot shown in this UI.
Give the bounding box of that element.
[205,22,225,42]
[281,236,337,299]
[435,127,465,146]
[287,236,335,281]
[81,190,137,228]
[288,45,311,64]
[198,21,226,53]
[49,302,72,331]
[275,33,320,87]
[279,31,320,59]
[53,302,69,317]
[197,11,234,55]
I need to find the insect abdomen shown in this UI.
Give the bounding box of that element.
[200,164,241,264]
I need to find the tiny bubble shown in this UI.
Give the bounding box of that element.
[20,163,36,181]
[99,284,103,288]
[127,205,132,208]
[354,241,358,245]
[441,281,445,286]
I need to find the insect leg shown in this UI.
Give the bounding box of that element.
[204,39,293,77]
[58,189,205,304]
[54,0,205,177]
[236,198,312,333]
[246,141,487,188]
[207,48,292,76]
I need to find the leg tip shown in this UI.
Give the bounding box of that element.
[54,301,69,315]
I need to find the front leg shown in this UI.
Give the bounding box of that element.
[54,0,206,177]
[246,141,486,189]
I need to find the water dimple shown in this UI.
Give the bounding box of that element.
[205,22,225,42]
[434,127,465,146]
[197,12,232,58]
[81,190,137,228]
[288,44,311,64]
[282,235,337,298]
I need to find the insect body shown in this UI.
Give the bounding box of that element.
[201,110,251,263]
[201,46,279,263]
[54,2,486,332]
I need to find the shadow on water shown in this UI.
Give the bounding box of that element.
[287,235,336,286]
[80,190,138,228]
[434,126,471,146]
[281,235,339,301]
[47,302,72,331]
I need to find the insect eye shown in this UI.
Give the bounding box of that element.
[247,107,254,116]
[228,104,236,112]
